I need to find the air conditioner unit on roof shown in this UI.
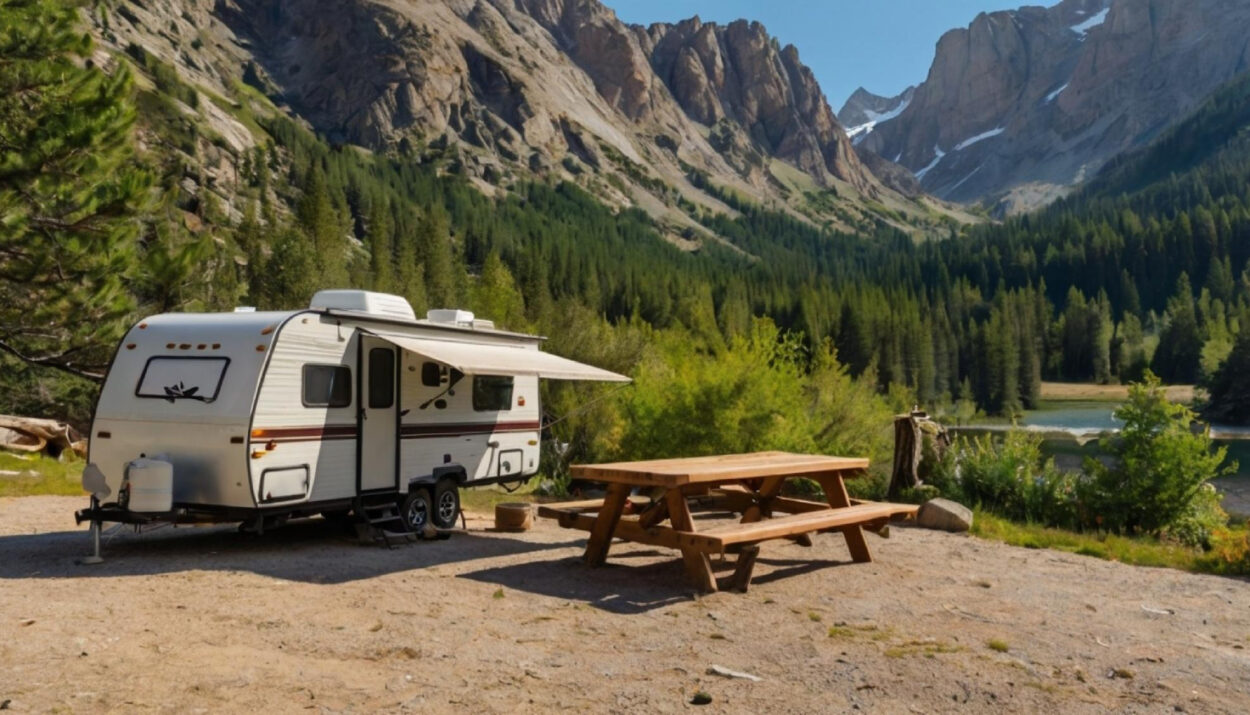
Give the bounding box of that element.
[310,290,416,321]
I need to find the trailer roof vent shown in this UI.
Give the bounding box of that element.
[310,290,416,321]
[426,309,475,326]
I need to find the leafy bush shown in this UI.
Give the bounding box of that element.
[1161,484,1228,549]
[1083,372,1235,535]
[940,374,1236,548]
[1202,524,1250,574]
[956,431,1069,525]
[618,320,893,466]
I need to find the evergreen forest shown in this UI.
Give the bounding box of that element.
[5,0,1250,437]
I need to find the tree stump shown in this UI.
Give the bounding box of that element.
[888,410,949,500]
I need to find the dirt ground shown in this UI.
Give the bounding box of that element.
[1,496,1248,714]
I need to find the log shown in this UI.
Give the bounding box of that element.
[0,415,85,458]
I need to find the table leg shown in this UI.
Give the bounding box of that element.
[817,472,872,563]
[741,477,813,547]
[739,476,784,523]
[665,489,717,593]
[583,482,631,566]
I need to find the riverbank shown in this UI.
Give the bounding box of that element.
[1040,382,1197,403]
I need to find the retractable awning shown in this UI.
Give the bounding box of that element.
[377,334,631,383]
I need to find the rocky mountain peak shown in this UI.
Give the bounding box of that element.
[855,0,1250,213]
[837,86,916,145]
[643,16,870,192]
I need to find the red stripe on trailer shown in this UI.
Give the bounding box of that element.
[250,425,358,443]
[400,421,540,438]
[249,421,540,443]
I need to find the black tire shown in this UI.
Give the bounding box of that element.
[432,478,461,530]
[400,488,433,533]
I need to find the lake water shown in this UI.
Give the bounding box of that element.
[956,404,1250,518]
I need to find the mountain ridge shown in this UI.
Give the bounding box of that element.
[95,0,967,241]
[852,0,1250,213]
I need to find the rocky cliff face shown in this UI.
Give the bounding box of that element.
[856,0,1250,212]
[87,0,973,239]
[642,17,870,192]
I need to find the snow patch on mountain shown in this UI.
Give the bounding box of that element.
[1046,82,1071,103]
[954,127,1005,151]
[1071,8,1109,36]
[914,145,946,180]
[847,99,911,144]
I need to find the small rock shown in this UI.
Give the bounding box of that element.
[916,499,973,532]
[690,691,712,705]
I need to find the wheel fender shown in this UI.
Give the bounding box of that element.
[432,465,468,486]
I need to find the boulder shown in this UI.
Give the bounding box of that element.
[916,498,973,532]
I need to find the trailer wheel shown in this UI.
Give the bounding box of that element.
[400,488,433,533]
[432,479,460,530]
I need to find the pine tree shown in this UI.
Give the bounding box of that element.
[394,224,427,315]
[1151,273,1202,383]
[1208,330,1250,424]
[471,252,527,331]
[297,164,348,288]
[418,206,458,307]
[367,200,396,293]
[0,0,150,379]
[261,226,319,309]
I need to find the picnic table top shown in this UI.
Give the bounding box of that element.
[569,450,870,488]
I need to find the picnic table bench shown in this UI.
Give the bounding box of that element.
[537,451,918,592]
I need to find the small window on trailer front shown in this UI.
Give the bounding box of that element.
[136,357,230,403]
[472,375,514,412]
[303,364,352,408]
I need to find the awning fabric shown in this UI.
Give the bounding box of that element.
[377,334,631,383]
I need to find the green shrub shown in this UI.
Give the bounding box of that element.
[958,431,1049,521]
[1162,484,1228,548]
[1083,372,1235,535]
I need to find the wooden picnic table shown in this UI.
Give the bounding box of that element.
[537,451,918,593]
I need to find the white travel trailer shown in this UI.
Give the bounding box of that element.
[76,290,628,552]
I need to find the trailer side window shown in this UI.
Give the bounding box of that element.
[421,361,442,387]
[136,357,230,403]
[472,376,514,412]
[368,348,395,409]
[303,365,352,408]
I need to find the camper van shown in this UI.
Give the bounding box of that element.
[76,290,628,549]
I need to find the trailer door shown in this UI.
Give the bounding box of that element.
[359,335,399,492]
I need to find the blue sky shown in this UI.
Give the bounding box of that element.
[605,0,1053,111]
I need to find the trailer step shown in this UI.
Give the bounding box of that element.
[352,500,413,548]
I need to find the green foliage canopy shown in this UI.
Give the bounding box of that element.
[0,0,149,379]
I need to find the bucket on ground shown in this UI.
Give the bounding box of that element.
[494,502,533,532]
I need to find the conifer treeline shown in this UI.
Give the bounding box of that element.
[11,0,1250,424]
[222,99,1250,417]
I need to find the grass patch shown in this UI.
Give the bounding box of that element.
[0,453,84,497]
[885,639,963,658]
[987,639,1009,653]
[971,511,1208,572]
[460,485,542,512]
[1039,381,1195,403]
[807,611,822,622]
